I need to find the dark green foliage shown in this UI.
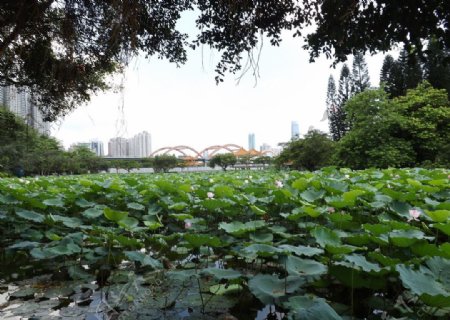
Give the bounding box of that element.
[398,48,423,93]
[209,153,237,171]
[329,64,352,140]
[275,129,335,171]
[152,155,179,173]
[334,89,416,169]
[423,39,450,99]
[326,75,340,141]
[0,107,106,175]
[334,83,450,168]
[2,1,450,118]
[380,55,395,84]
[381,47,423,98]
[394,82,450,166]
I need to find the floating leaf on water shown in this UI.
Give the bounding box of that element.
[284,255,327,278]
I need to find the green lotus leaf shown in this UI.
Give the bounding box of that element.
[169,213,193,221]
[143,220,163,230]
[219,220,265,235]
[249,232,273,243]
[201,267,242,280]
[8,241,40,250]
[214,185,235,198]
[434,223,450,236]
[124,251,162,269]
[336,254,382,273]
[285,255,327,278]
[397,262,450,307]
[75,198,95,208]
[127,202,145,211]
[43,198,65,207]
[104,207,128,222]
[389,229,428,247]
[82,207,104,219]
[278,244,324,257]
[250,205,266,216]
[342,190,366,203]
[118,216,140,230]
[248,274,304,304]
[389,201,412,219]
[292,178,308,191]
[300,189,326,202]
[241,244,281,258]
[15,209,45,223]
[425,210,450,223]
[311,227,341,248]
[283,295,342,320]
[184,234,221,247]
[209,284,242,295]
[51,214,82,228]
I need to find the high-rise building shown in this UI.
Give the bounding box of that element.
[128,131,152,157]
[70,140,104,156]
[107,131,151,157]
[108,137,129,157]
[260,143,282,157]
[291,121,300,139]
[0,85,50,135]
[248,133,256,150]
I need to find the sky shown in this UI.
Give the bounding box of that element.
[51,23,393,154]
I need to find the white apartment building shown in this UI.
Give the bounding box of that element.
[0,85,51,135]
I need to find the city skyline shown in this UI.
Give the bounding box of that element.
[51,32,392,152]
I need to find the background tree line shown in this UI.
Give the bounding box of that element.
[277,44,450,170]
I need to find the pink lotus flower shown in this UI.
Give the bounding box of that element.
[327,207,336,213]
[408,209,421,221]
[275,180,283,188]
[207,192,215,199]
[185,222,192,229]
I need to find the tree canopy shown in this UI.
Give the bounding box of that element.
[1,0,449,120]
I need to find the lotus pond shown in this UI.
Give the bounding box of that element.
[0,168,450,319]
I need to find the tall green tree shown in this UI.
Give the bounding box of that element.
[152,155,179,173]
[209,153,237,171]
[275,129,335,171]
[380,55,395,84]
[394,82,450,166]
[334,83,450,168]
[423,39,450,99]
[351,52,370,94]
[326,75,341,141]
[330,64,352,140]
[398,48,423,93]
[334,89,415,169]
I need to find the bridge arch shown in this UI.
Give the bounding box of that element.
[150,146,200,157]
[199,144,242,158]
